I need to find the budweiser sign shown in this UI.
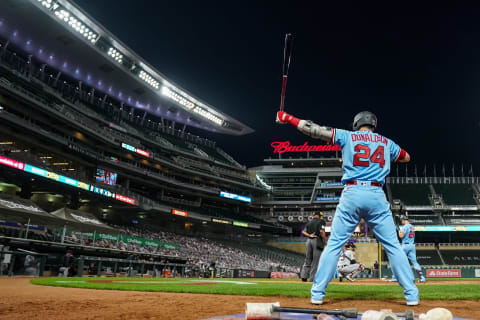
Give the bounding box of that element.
[426,269,461,278]
[271,141,341,154]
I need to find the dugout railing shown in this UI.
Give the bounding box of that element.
[68,256,272,279]
[0,246,48,276]
[74,255,188,278]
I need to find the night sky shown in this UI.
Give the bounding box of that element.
[73,1,480,174]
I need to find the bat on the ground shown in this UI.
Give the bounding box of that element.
[279,33,293,112]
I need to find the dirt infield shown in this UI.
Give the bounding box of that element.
[1,278,479,320]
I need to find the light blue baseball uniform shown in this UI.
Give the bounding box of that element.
[392,223,424,281]
[311,129,419,303]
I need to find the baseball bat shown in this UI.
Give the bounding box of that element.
[279,33,294,111]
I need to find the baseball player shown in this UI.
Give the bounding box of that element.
[337,242,364,282]
[276,110,419,306]
[391,215,426,283]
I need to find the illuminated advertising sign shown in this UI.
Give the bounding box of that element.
[414,226,480,232]
[24,164,48,177]
[0,156,25,170]
[121,142,150,158]
[233,221,249,228]
[115,194,136,205]
[326,226,360,233]
[320,182,343,188]
[172,209,188,217]
[121,143,136,152]
[212,218,231,224]
[135,148,150,158]
[315,196,340,202]
[0,155,136,206]
[270,141,341,154]
[58,176,79,187]
[219,191,252,203]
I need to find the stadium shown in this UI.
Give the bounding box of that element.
[0,1,479,320]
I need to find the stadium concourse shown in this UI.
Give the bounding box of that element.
[0,1,480,320]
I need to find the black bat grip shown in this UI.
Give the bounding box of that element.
[272,306,358,317]
[282,33,294,76]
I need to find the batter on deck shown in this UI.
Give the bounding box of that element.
[391,215,426,283]
[276,110,419,306]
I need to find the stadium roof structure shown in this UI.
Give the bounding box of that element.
[0,0,253,135]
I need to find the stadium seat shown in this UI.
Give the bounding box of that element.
[389,184,431,205]
[432,184,477,205]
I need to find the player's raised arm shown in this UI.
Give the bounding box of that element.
[390,138,411,163]
[396,150,411,163]
[276,111,333,142]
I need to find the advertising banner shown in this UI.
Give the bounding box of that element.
[55,229,178,250]
[219,191,252,203]
[172,209,188,217]
[315,196,340,202]
[415,226,480,232]
[0,155,25,170]
[426,269,461,278]
[0,156,134,206]
[270,272,299,279]
[233,221,249,228]
[320,182,343,188]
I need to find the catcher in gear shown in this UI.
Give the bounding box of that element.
[337,242,364,282]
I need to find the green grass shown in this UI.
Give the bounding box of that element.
[30,277,480,300]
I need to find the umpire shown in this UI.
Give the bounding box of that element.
[300,212,327,282]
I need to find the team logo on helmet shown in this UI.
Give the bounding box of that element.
[352,111,377,131]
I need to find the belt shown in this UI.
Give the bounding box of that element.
[346,180,383,187]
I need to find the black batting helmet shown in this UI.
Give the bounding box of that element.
[345,242,356,249]
[399,215,408,221]
[352,111,377,131]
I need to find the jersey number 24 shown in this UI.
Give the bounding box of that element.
[353,145,385,168]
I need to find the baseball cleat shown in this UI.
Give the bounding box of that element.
[419,277,426,283]
[406,300,419,306]
[388,279,398,282]
[311,299,323,305]
[301,278,307,282]
[346,274,355,282]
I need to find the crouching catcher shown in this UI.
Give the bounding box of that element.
[337,242,364,282]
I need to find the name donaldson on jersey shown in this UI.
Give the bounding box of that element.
[351,132,388,145]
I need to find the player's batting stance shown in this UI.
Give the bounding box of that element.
[276,110,420,306]
[391,215,426,283]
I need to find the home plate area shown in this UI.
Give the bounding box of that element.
[202,303,471,320]
[203,315,471,320]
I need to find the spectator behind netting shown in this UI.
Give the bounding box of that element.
[52,225,301,272]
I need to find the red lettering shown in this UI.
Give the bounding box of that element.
[271,141,340,153]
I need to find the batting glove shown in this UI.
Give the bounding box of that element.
[276,111,300,127]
